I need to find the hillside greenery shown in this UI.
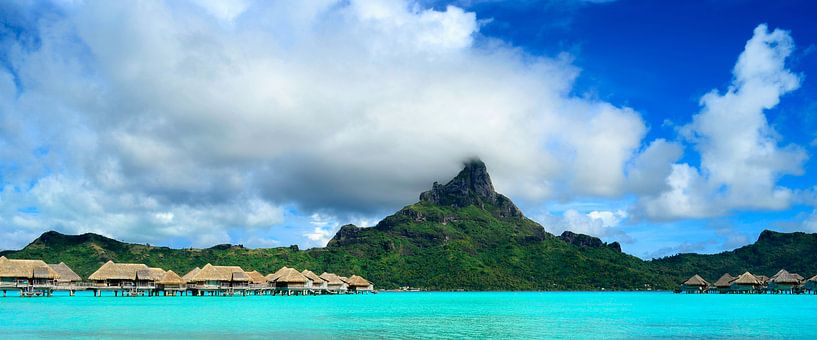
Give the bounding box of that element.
[650,230,817,283]
[4,160,816,290]
[1,201,677,290]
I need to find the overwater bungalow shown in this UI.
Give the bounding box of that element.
[265,266,290,282]
[319,272,349,293]
[347,275,374,293]
[48,262,81,287]
[157,270,186,295]
[302,270,327,293]
[271,267,311,295]
[769,269,801,293]
[0,256,60,296]
[187,264,250,295]
[730,272,762,293]
[88,261,157,296]
[805,275,817,294]
[713,273,736,294]
[246,271,268,286]
[182,267,201,282]
[680,274,709,294]
[754,275,770,285]
[137,268,166,290]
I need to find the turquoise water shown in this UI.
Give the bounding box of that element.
[2,291,816,339]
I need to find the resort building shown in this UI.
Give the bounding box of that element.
[680,274,709,294]
[157,270,186,295]
[768,269,801,293]
[805,275,817,294]
[48,262,81,287]
[187,264,250,295]
[265,266,290,282]
[88,261,160,296]
[730,272,762,293]
[246,270,268,288]
[320,272,349,293]
[136,268,166,290]
[0,256,61,296]
[271,267,311,295]
[713,273,735,294]
[302,270,327,293]
[346,275,374,293]
[182,267,201,282]
[754,275,770,286]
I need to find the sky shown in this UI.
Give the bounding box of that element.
[1,0,816,258]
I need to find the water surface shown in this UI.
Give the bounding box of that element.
[1,291,815,339]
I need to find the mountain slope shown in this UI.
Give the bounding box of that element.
[5,160,817,290]
[0,230,323,280]
[650,230,817,283]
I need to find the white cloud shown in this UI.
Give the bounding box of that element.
[303,213,341,247]
[536,208,631,242]
[192,0,250,22]
[0,0,659,249]
[637,24,807,219]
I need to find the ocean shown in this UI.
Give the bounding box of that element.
[1,291,815,339]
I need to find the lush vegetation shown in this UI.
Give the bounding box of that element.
[650,230,817,283]
[4,209,816,290]
[5,160,815,290]
[1,201,676,290]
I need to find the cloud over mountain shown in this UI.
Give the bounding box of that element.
[0,0,658,248]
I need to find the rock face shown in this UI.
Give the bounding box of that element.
[419,159,523,218]
[559,231,621,252]
[326,224,363,247]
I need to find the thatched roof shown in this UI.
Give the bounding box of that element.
[136,267,166,281]
[232,271,250,282]
[301,270,324,284]
[347,275,372,287]
[809,274,817,283]
[754,275,770,284]
[793,273,805,281]
[0,258,60,279]
[682,274,709,287]
[182,267,201,282]
[732,272,761,285]
[771,269,800,284]
[88,261,149,281]
[265,266,290,282]
[274,267,309,283]
[158,270,185,285]
[714,273,735,287]
[49,263,81,282]
[189,263,247,282]
[319,272,346,285]
[339,276,350,284]
[246,271,268,284]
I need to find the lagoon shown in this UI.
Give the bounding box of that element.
[2,291,816,339]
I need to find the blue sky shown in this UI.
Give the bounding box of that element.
[1,0,816,258]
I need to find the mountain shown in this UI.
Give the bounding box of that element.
[4,159,816,290]
[315,159,671,290]
[0,230,322,281]
[650,230,817,283]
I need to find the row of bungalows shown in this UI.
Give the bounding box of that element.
[1,256,375,297]
[0,256,82,296]
[680,269,817,294]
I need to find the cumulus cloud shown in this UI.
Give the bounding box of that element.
[0,0,658,248]
[637,24,807,219]
[537,208,633,243]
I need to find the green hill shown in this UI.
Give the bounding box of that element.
[3,159,816,290]
[650,230,817,283]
